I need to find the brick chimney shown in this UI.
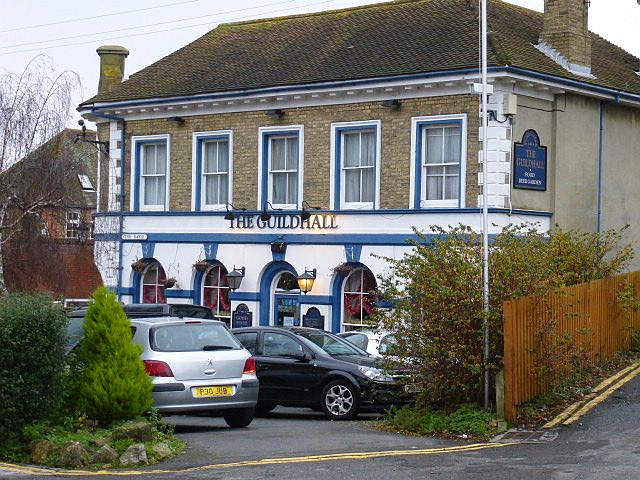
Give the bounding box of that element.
[96,45,129,95]
[539,0,591,74]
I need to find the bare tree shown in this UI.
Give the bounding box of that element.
[0,56,80,291]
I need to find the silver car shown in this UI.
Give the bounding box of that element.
[131,317,258,427]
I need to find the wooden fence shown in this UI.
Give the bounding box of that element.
[503,271,640,421]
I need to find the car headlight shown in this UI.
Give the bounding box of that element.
[358,366,394,383]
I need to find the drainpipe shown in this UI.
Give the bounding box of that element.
[597,95,621,233]
[597,101,605,233]
[90,110,126,301]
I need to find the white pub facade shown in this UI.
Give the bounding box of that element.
[81,0,640,332]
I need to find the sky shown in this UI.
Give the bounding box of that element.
[1,0,639,128]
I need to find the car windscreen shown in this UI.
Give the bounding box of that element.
[149,323,240,352]
[295,330,367,356]
[66,317,85,348]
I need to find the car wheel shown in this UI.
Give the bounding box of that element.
[320,380,359,420]
[255,402,277,416]
[223,407,255,428]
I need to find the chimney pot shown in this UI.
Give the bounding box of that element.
[96,45,129,95]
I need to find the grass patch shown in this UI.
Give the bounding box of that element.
[377,404,496,440]
[517,351,640,428]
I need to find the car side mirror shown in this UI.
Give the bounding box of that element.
[288,351,312,362]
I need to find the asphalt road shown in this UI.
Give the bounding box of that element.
[1,375,639,479]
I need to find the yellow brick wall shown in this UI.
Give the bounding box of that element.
[109,94,479,211]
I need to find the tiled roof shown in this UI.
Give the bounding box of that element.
[81,0,640,105]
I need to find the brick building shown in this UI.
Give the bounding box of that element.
[2,129,103,302]
[79,0,640,331]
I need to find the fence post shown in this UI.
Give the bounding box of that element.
[495,369,507,431]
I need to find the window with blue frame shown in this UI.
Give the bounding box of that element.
[332,121,380,210]
[133,135,170,212]
[259,126,303,211]
[412,116,466,209]
[269,135,298,208]
[141,142,167,209]
[193,131,232,211]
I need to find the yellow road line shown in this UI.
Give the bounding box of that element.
[0,443,511,477]
[591,360,640,393]
[543,392,596,429]
[562,365,640,426]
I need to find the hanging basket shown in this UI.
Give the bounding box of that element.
[162,277,177,289]
[193,260,211,273]
[131,259,148,273]
[332,264,354,275]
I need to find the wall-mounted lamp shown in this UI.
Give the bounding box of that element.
[297,268,317,294]
[382,99,401,110]
[168,116,185,125]
[225,266,245,291]
[224,203,246,221]
[260,201,282,222]
[266,109,284,119]
[301,200,319,221]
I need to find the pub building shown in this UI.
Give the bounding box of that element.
[81,0,640,332]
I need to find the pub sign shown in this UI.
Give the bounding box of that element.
[513,129,547,191]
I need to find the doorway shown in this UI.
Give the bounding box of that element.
[272,271,301,327]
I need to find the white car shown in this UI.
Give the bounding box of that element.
[337,330,397,358]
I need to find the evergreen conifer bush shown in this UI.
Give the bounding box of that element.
[78,287,152,425]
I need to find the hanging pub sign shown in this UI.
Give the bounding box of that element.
[513,129,547,191]
[231,303,253,328]
[302,307,325,330]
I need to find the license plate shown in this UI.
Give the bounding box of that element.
[193,385,234,398]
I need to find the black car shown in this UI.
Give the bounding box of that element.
[232,326,409,420]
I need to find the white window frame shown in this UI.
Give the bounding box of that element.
[191,130,233,211]
[341,267,377,331]
[66,209,80,239]
[130,134,171,212]
[409,114,467,209]
[330,120,381,210]
[257,125,304,211]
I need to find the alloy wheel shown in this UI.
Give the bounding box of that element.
[325,384,354,416]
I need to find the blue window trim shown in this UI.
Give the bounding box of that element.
[260,129,301,210]
[333,125,379,211]
[414,119,464,209]
[259,261,298,326]
[330,262,372,333]
[194,134,231,211]
[133,137,169,213]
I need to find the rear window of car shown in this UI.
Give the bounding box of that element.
[149,323,240,352]
[342,333,369,351]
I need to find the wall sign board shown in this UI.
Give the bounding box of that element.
[232,303,253,328]
[302,307,325,330]
[513,129,547,191]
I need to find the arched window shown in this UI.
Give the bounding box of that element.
[142,262,167,304]
[203,264,231,320]
[343,268,377,330]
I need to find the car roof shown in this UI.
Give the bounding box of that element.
[232,326,325,333]
[131,317,225,326]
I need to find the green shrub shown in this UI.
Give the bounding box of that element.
[376,225,633,406]
[632,330,640,352]
[0,293,68,440]
[78,287,153,425]
[382,404,495,438]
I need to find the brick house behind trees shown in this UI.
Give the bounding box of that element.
[2,128,103,302]
[80,0,640,331]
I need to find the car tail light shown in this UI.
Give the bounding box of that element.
[243,357,256,374]
[143,360,174,377]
